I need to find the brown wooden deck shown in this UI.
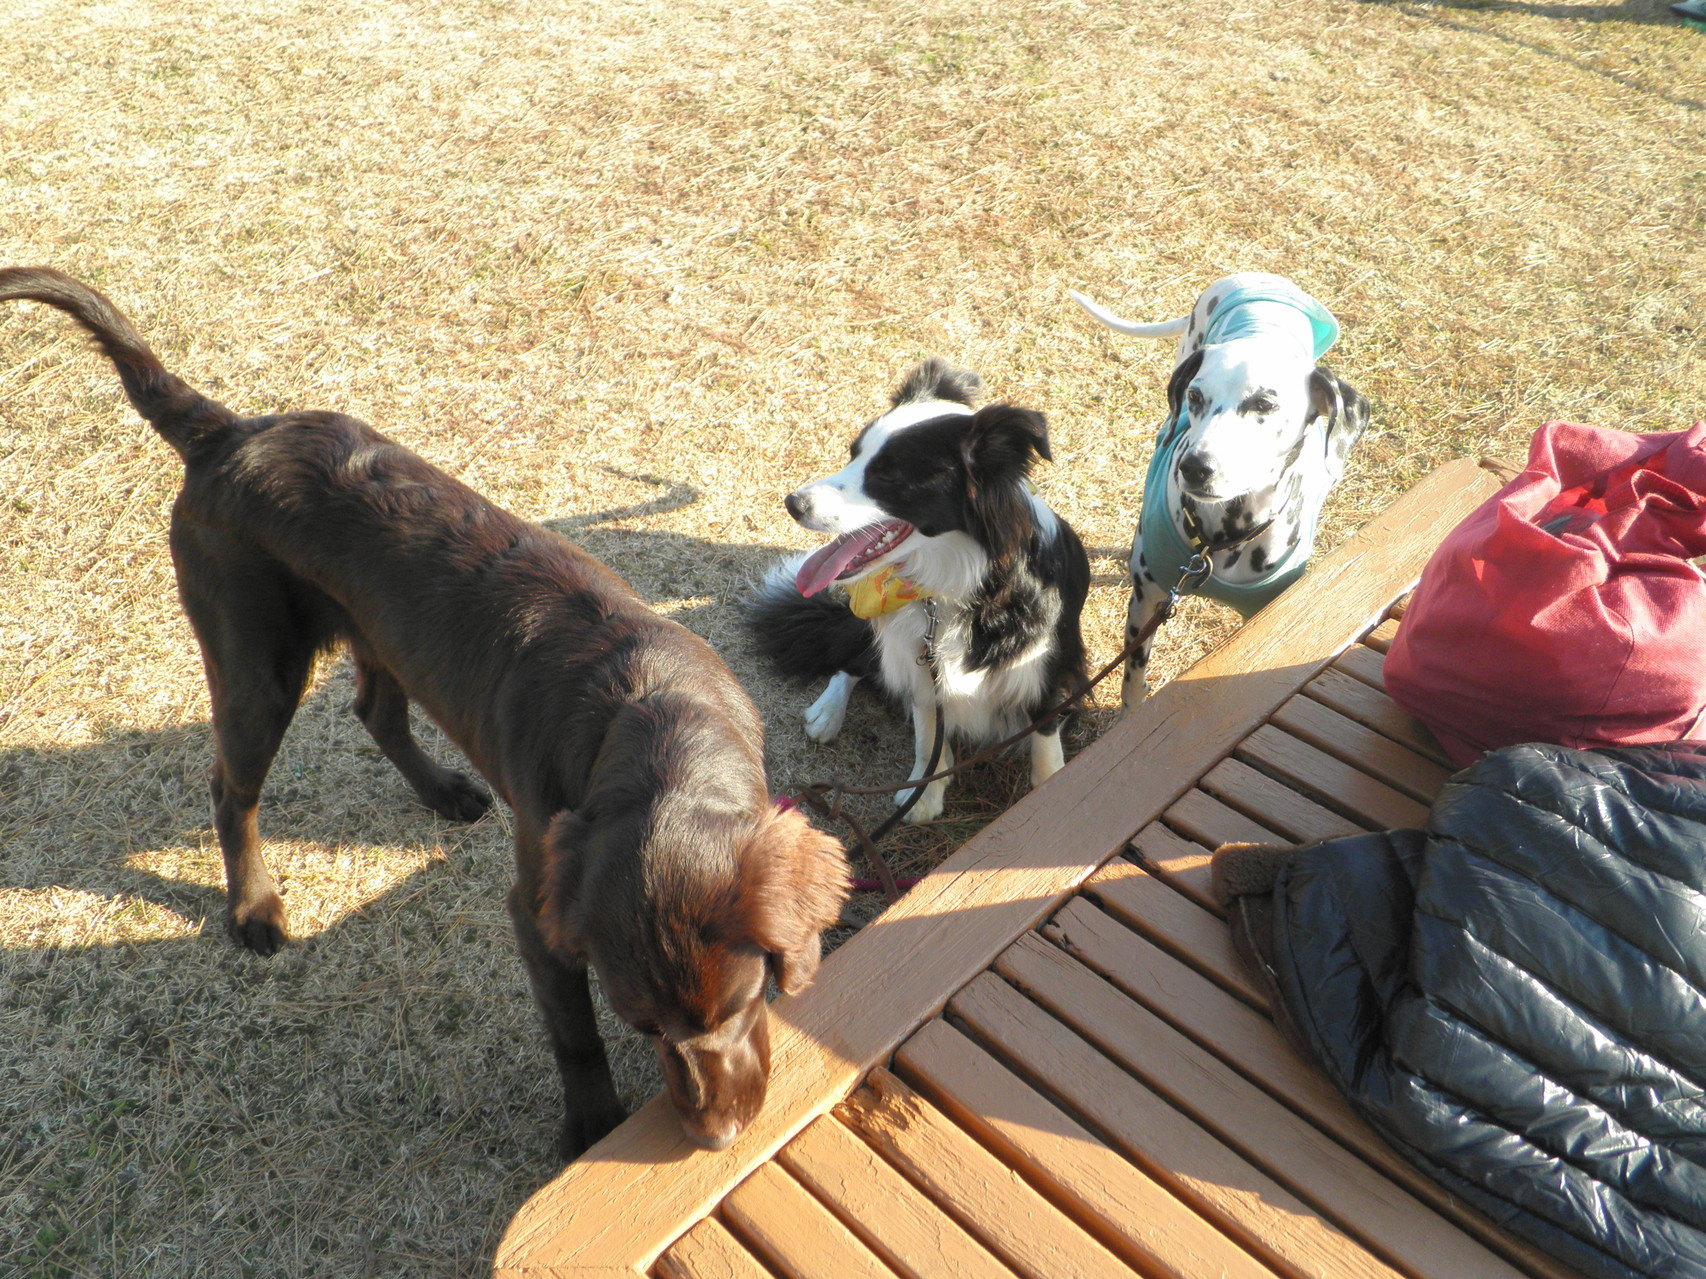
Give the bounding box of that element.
[495,458,1583,1279]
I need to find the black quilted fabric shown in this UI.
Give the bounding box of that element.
[1267,742,1706,1279]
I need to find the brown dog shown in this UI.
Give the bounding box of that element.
[0,268,850,1158]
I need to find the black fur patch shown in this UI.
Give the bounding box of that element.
[859,404,1050,566]
[743,577,878,682]
[1165,351,1205,425]
[891,357,982,409]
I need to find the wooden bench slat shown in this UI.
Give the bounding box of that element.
[894,1020,1273,1279]
[995,932,1531,1279]
[722,1163,894,1279]
[946,973,1405,1279]
[777,1116,1014,1279]
[1081,860,1267,1010]
[1163,788,1285,848]
[1128,822,1219,914]
[1040,897,1583,1279]
[1364,617,1401,652]
[654,1219,773,1279]
[1201,757,1366,844]
[1237,724,1431,830]
[839,1071,1138,1279]
[1332,643,1387,691]
[1301,667,1450,767]
[1269,695,1452,802]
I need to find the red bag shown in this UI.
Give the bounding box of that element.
[1385,421,1706,766]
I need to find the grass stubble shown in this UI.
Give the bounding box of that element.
[1,0,1701,1274]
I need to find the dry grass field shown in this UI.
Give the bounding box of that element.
[1,0,1702,1274]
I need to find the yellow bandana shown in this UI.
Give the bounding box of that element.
[843,565,933,619]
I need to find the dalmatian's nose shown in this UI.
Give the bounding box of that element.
[1178,451,1215,491]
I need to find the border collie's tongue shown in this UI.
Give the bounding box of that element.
[795,521,912,597]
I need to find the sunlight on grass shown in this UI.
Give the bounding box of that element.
[1,0,1702,1273]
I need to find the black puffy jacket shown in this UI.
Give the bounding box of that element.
[1262,743,1706,1279]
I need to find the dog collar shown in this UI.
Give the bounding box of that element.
[843,564,934,619]
[1140,428,1325,619]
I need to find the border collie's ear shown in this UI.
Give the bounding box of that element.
[735,805,851,995]
[892,357,983,409]
[1308,365,1370,482]
[960,404,1050,561]
[961,403,1052,474]
[536,809,591,954]
[1165,349,1205,424]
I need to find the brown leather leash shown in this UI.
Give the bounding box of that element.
[787,541,1237,902]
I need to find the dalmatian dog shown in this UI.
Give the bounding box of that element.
[1071,272,1370,707]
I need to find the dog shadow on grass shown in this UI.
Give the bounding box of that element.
[0,681,589,1277]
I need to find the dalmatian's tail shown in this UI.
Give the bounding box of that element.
[1068,289,1190,340]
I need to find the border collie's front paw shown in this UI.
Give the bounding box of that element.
[898,783,945,823]
[1030,731,1066,787]
[803,692,846,742]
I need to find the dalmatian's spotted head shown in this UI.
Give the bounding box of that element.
[1164,340,1368,502]
[1071,275,1371,508]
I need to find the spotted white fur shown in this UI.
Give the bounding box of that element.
[1072,273,1369,708]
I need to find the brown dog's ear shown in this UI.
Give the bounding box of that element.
[536,809,591,954]
[736,804,851,995]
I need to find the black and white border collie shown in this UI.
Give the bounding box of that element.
[746,358,1091,822]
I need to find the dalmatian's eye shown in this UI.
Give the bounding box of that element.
[1186,387,1205,412]
[1251,397,1278,415]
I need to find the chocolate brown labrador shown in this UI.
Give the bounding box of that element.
[0,268,850,1158]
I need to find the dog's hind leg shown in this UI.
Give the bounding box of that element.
[349,646,491,821]
[506,886,627,1161]
[1121,538,1172,710]
[173,531,325,955]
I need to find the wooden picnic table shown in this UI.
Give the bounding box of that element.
[495,457,1584,1279]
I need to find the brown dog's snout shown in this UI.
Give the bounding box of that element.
[681,1111,741,1152]
[656,1004,772,1152]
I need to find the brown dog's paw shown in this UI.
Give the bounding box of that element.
[429,772,492,823]
[227,893,289,956]
[557,1099,628,1163]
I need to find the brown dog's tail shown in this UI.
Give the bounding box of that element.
[0,267,235,457]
